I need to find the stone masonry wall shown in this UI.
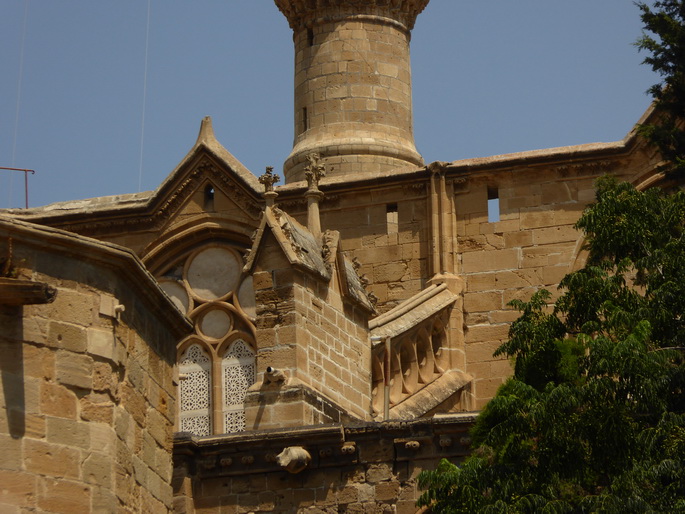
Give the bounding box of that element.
[316,183,430,314]
[454,158,638,408]
[247,228,371,429]
[0,219,190,513]
[295,272,371,421]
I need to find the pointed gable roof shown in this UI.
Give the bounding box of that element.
[244,206,330,280]
[244,206,375,313]
[7,117,263,234]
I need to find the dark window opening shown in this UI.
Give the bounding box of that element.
[204,184,216,212]
[307,28,314,47]
[302,107,308,133]
[386,203,398,234]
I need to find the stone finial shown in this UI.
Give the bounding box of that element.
[304,154,326,237]
[195,116,217,146]
[304,153,326,191]
[259,166,280,207]
[259,166,280,193]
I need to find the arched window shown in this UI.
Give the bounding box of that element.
[222,339,256,433]
[157,244,257,436]
[179,344,212,436]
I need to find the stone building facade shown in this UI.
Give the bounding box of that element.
[0,0,666,512]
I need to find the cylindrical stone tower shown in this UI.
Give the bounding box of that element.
[275,0,429,183]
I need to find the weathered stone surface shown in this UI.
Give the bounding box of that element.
[55,350,93,390]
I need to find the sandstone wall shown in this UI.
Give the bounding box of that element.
[247,227,372,429]
[0,218,191,513]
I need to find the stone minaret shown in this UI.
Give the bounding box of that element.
[275,0,429,183]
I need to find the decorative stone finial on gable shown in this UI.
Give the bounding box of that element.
[259,166,280,207]
[304,154,326,236]
[259,166,280,192]
[304,153,326,192]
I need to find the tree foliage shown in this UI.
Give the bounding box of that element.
[636,1,685,176]
[418,177,685,512]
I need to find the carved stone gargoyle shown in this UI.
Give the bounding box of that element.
[276,446,311,474]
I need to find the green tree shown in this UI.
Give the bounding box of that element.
[418,178,685,512]
[636,1,685,176]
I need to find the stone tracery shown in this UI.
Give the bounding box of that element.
[158,244,257,436]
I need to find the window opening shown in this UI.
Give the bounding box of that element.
[302,107,308,133]
[204,184,215,211]
[222,340,256,433]
[386,203,398,234]
[179,344,212,436]
[307,27,314,47]
[487,187,500,223]
[159,244,258,437]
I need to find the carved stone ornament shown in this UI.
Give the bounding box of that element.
[426,160,449,176]
[439,436,452,448]
[405,440,421,450]
[259,166,280,193]
[276,446,312,474]
[340,442,356,455]
[555,160,618,178]
[304,153,326,191]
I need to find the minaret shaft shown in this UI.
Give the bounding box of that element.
[276,1,429,183]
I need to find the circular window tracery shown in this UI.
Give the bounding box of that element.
[185,246,242,301]
[198,307,233,340]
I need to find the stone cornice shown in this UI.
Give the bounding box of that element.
[173,415,475,477]
[274,0,430,31]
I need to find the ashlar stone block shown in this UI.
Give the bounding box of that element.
[55,350,93,390]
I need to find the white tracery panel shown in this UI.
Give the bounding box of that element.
[221,340,256,433]
[179,344,212,436]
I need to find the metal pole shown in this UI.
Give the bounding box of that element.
[0,167,35,208]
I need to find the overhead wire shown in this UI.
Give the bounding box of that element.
[8,0,30,208]
[138,0,152,192]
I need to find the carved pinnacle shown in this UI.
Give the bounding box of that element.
[259,166,281,193]
[304,153,326,191]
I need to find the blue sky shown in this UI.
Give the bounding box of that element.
[0,1,658,208]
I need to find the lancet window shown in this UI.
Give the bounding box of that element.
[157,244,257,436]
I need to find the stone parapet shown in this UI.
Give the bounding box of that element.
[275,0,430,31]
